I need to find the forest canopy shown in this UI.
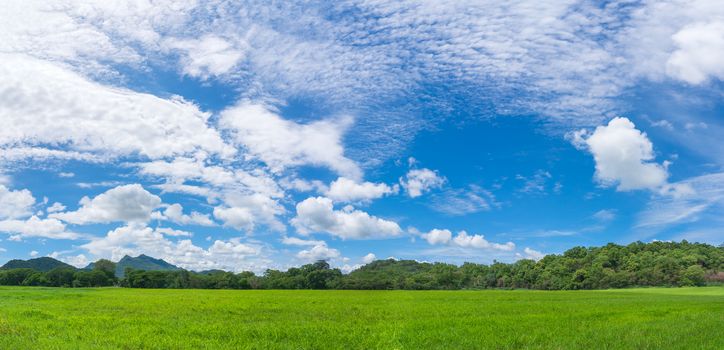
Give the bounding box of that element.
[1,241,722,290]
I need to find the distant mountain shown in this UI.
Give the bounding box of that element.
[0,257,75,272]
[113,254,181,277]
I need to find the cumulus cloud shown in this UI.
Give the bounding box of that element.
[51,253,90,268]
[219,103,361,179]
[279,177,328,193]
[520,247,546,261]
[0,216,80,240]
[138,158,282,198]
[50,184,161,225]
[157,203,214,227]
[400,168,446,198]
[362,253,376,264]
[571,117,669,191]
[666,21,724,84]
[421,229,453,245]
[164,35,245,79]
[292,197,402,239]
[214,193,286,232]
[0,185,35,219]
[453,232,516,251]
[138,158,237,187]
[296,243,340,261]
[421,229,515,251]
[326,177,397,203]
[213,206,255,232]
[137,156,289,233]
[46,202,67,214]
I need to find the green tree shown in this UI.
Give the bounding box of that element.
[681,265,706,286]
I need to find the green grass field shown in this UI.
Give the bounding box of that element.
[0,287,722,349]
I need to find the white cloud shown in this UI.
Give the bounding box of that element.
[292,197,402,239]
[421,229,515,252]
[516,170,553,195]
[0,216,80,240]
[0,0,143,67]
[637,172,724,229]
[138,158,236,187]
[452,231,516,251]
[76,181,125,189]
[279,177,328,193]
[152,183,215,199]
[666,21,724,84]
[0,174,10,186]
[685,122,708,131]
[362,253,376,264]
[0,185,35,219]
[400,168,445,198]
[138,157,283,201]
[46,202,67,214]
[0,53,234,161]
[593,209,617,222]
[58,172,75,178]
[50,184,161,225]
[651,120,674,131]
[219,103,361,179]
[213,206,255,232]
[326,177,396,203]
[155,227,193,237]
[138,158,287,233]
[422,229,453,245]
[158,204,214,227]
[57,254,90,268]
[620,0,724,96]
[165,35,245,79]
[522,247,546,261]
[30,250,39,257]
[571,117,669,191]
[340,263,363,273]
[428,185,496,216]
[296,243,340,261]
[215,193,286,232]
[281,236,325,246]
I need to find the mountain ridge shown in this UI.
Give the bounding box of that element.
[2,255,181,277]
[112,254,181,278]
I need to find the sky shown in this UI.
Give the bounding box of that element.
[0,0,722,273]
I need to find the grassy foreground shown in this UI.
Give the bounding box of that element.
[0,287,721,349]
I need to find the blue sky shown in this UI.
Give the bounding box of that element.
[0,0,722,272]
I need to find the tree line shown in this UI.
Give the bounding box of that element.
[0,259,117,287]
[1,241,722,290]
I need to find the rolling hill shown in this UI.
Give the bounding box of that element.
[0,257,75,272]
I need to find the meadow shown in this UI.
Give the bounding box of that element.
[0,286,722,349]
